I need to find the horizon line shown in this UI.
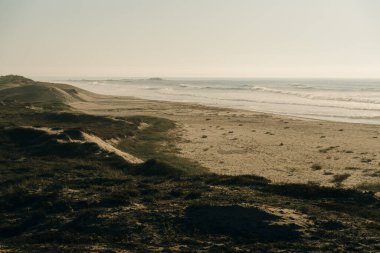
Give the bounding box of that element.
[15,75,380,81]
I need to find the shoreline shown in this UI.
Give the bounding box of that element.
[62,78,380,125]
[76,92,380,126]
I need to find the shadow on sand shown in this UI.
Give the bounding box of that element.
[184,205,301,242]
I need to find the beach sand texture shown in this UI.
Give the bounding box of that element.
[71,95,380,188]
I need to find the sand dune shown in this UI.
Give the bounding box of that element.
[0,75,99,104]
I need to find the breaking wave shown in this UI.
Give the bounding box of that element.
[63,78,380,124]
[250,86,380,104]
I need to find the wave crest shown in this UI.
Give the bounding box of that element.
[251,86,380,105]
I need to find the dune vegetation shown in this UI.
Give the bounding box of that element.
[0,76,379,252]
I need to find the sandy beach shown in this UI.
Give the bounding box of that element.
[2,76,380,252]
[71,95,380,188]
[3,1,380,250]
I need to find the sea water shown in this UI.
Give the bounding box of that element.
[64,78,380,125]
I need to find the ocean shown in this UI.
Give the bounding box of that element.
[63,78,380,125]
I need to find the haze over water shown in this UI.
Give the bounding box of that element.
[65,78,380,124]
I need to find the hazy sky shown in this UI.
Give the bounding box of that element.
[1,0,379,78]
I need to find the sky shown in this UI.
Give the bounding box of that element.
[0,0,379,78]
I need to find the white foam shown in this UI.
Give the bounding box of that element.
[250,86,380,104]
[63,78,380,124]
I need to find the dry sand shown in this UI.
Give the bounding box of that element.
[26,126,142,164]
[70,95,380,188]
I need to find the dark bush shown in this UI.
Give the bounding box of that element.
[128,159,184,177]
[184,205,300,241]
[262,183,377,204]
